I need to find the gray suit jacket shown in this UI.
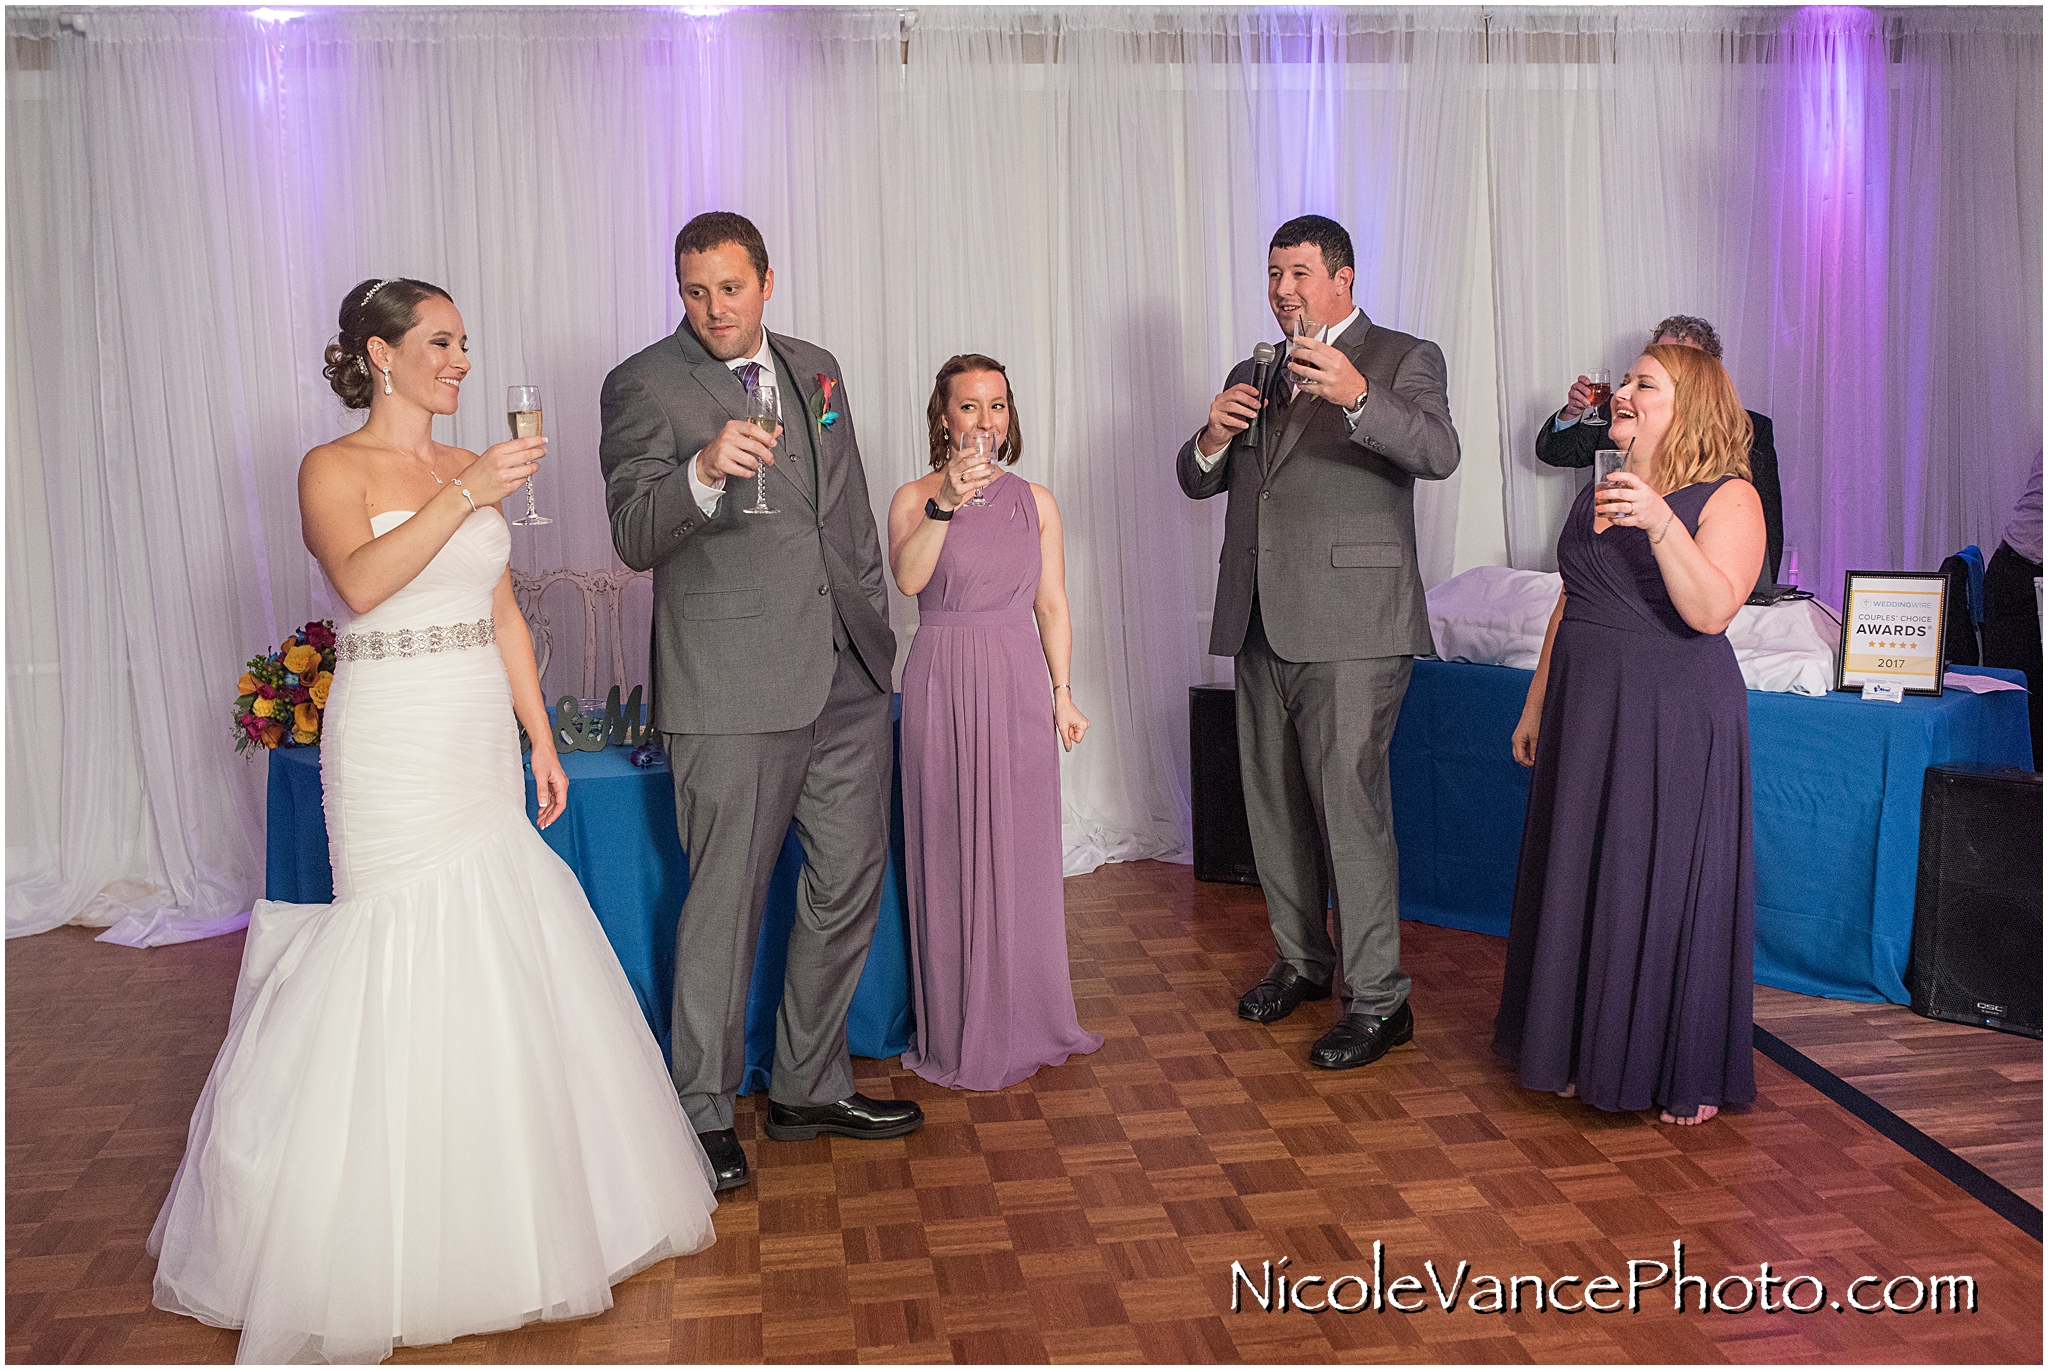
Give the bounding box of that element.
[600,322,895,735]
[1177,313,1459,662]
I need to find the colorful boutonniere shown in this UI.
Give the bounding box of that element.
[810,374,840,433]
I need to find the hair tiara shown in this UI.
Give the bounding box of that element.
[360,279,390,307]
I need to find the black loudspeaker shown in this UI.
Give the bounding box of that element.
[1908,763,2042,1037]
[1189,685,1258,884]
[1938,553,1981,666]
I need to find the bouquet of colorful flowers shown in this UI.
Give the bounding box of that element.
[233,620,337,753]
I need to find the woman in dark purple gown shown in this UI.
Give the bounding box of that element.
[884,354,1103,1091]
[1494,344,1767,1125]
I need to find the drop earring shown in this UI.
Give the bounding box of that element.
[382,367,392,395]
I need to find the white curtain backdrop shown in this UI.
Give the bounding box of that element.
[7,6,2039,939]
[1490,7,2042,588]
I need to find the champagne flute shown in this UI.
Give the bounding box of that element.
[1582,369,1612,427]
[742,383,780,515]
[506,385,551,526]
[961,428,993,507]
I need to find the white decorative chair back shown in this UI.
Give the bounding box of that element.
[510,566,653,702]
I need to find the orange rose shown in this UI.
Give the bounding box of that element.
[294,702,320,734]
[260,721,285,748]
[283,644,322,676]
[309,671,333,708]
[238,671,260,696]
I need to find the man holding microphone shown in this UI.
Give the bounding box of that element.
[1177,214,1460,1070]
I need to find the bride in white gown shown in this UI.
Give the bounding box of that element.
[148,278,718,1364]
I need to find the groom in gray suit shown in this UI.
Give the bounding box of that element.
[600,212,922,1192]
[1178,215,1460,1071]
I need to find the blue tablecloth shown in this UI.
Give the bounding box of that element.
[264,713,914,1096]
[1389,658,2034,1003]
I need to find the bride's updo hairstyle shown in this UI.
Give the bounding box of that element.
[322,277,454,409]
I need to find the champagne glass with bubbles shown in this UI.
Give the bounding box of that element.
[506,385,550,526]
[961,428,993,507]
[742,383,780,515]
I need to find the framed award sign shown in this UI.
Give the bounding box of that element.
[1836,571,1949,695]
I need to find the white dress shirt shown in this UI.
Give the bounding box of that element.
[1195,307,1362,472]
[687,331,778,516]
[2003,449,2043,564]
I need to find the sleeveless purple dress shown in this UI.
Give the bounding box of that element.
[1493,476,1757,1116]
[900,472,1103,1090]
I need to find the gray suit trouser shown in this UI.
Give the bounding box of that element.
[663,646,893,1131]
[1235,600,1413,1017]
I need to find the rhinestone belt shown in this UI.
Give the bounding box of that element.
[335,617,496,662]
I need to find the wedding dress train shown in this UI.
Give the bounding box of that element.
[149,508,717,1364]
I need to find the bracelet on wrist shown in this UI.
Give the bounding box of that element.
[1052,684,1071,694]
[451,478,476,513]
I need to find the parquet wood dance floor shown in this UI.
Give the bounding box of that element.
[1750,985,2042,1209]
[8,860,2041,1363]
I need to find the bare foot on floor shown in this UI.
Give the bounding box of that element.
[1659,1105,1718,1126]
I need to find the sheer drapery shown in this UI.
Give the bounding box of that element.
[5,7,910,936]
[1489,7,2042,589]
[7,7,2039,938]
[895,8,1496,870]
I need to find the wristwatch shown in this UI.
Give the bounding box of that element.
[1341,383,1370,428]
[924,497,955,522]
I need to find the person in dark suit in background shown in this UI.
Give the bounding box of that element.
[600,212,923,1196]
[1537,315,1785,589]
[1982,449,2042,766]
[1177,214,1460,1071]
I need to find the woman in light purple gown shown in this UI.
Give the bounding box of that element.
[886,354,1103,1091]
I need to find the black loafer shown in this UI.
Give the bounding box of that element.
[763,1093,925,1142]
[1237,962,1332,1024]
[1309,1001,1415,1070]
[697,1127,750,1192]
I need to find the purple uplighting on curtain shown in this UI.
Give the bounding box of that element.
[5,5,2036,940]
[1769,6,1891,601]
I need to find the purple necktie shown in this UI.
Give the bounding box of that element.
[735,361,761,395]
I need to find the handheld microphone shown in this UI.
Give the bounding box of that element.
[1249,342,1278,443]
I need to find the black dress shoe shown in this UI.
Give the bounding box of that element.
[763,1093,925,1142]
[1237,962,1332,1024]
[697,1128,750,1192]
[1308,1001,1415,1070]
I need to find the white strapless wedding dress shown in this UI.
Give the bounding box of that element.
[149,509,717,1364]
